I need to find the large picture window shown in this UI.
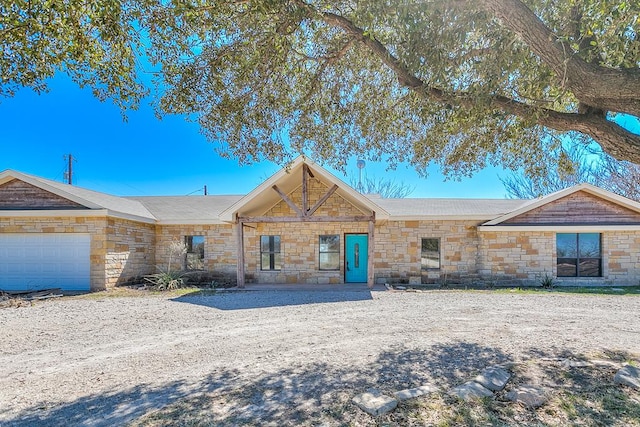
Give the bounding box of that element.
[319,235,340,270]
[421,238,440,270]
[184,236,205,270]
[260,235,281,271]
[557,233,602,277]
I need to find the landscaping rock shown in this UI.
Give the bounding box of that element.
[451,381,493,401]
[590,359,620,368]
[505,385,548,408]
[393,384,439,401]
[614,365,640,390]
[474,366,511,391]
[352,388,398,416]
[560,358,592,368]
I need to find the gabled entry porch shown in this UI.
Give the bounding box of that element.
[219,157,389,288]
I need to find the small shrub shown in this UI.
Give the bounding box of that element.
[540,273,555,289]
[144,240,189,291]
[144,270,186,291]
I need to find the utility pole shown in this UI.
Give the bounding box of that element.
[63,154,75,185]
[204,185,208,195]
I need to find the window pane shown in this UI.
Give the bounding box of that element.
[579,258,601,277]
[261,253,271,270]
[579,233,600,258]
[272,236,281,253]
[557,258,577,277]
[421,238,440,270]
[273,253,282,270]
[320,252,340,270]
[320,235,340,252]
[186,253,204,270]
[192,236,205,259]
[260,236,271,253]
[185,236,194,252]
[557,233,577,258]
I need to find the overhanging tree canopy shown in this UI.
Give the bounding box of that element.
[2,0,639,177]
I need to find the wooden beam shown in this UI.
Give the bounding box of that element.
[302,164,309,215]
[238,215,374,223]
[236,219,245,288]
[367,218,375,289]
[307,184,338,216]
[272,185,303,216]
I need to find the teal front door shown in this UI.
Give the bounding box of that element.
[345,234,368,283]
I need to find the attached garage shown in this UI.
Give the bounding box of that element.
[0,233,91,292]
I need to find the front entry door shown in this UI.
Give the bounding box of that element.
[345,234,368,283]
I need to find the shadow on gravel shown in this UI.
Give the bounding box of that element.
[4,342,507,426]
[5,343,639,426]
[171,289,374,310]
[3,369,241,427]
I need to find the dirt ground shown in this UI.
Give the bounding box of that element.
[1,289,639,426]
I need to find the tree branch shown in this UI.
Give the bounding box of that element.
[296,1,640,163]
[474,0,640,116]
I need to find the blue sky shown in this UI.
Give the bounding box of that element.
[1,74,517,198]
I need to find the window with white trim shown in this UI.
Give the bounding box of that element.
[319,235,340,270]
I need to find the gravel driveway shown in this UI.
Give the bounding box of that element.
[1,289,639,426]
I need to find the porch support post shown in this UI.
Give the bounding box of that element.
[368,216,375,288]
[302,164,309,215]
[236,218,245,288]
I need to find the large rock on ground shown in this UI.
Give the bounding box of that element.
[614,365,640,390]
[474,366,511,391]
[393,384,439,401]
[505,385,548,408]
[352,388,398,416]
[451,381,493,401]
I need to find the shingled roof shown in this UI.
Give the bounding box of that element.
[1,167,531,223]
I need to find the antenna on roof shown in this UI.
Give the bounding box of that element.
[356,159,366,193]
[63,154,76,185]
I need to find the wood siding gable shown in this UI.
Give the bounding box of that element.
[0,179,87,210]
[503,191,640,225]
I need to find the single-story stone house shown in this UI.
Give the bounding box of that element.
[2,157,640,292]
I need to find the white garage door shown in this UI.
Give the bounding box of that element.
[0,234,90,292]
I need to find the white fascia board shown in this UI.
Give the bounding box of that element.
[155,219,230,225]
[388,215,496,222]
[0,209,156,224]
[0,209,110,218]
[478,225,640,232]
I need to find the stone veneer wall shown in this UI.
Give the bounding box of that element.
[604,232,640,285]
[105,218,156,287]
[374,220,481,285]
[155,224,237,279]
[477,230,640,286]
[477,231,554,285]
